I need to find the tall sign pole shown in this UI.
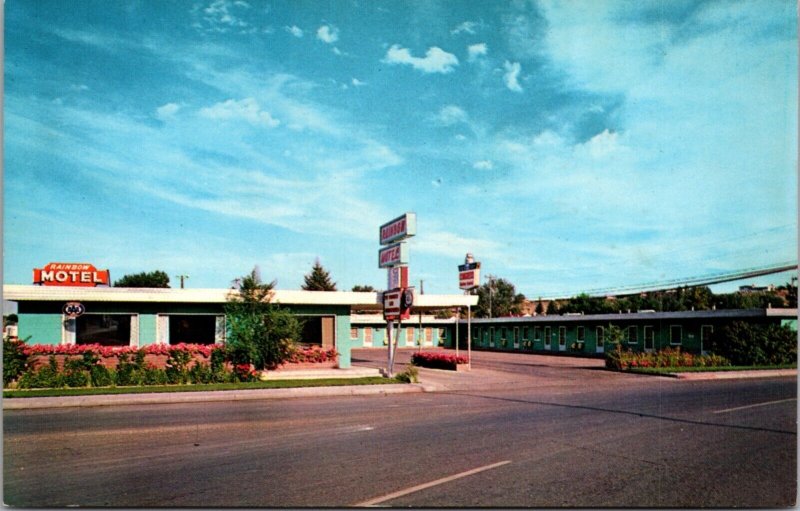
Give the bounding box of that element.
[379,213,416,377]
[459,253,480,369]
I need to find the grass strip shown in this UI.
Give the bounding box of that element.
[626,364,796,375]
[3,376,402,398]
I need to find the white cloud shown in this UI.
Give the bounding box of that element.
[285,25,303,37]
[199,97,280,128]
[467,43,487,61]
[156,102,181,121]
[473,160,493,170]
[383,45,459,74]
[351,78,366,87]
[503,61,523,92]
[317,25,339,43]
[579,129,620,159]
[70,84,90,92]
[198,0,251,33]
[435,105,468,126]
[451,21,478,35]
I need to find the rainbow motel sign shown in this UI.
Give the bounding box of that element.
[33,263,110,287]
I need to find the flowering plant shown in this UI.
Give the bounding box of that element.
[285,346,338,364]
[410,351,467,370]
[23,343,225,358]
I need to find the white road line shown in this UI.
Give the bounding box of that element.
[713,398,796,414]
[354,460,511,507]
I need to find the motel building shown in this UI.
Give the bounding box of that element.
[3,263,478,369]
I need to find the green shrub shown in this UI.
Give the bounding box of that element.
[189,362,214,384]
[165,348,192,384]
[18,356,64,389]
[713,322,797,366]
[142,367,168,385]
[90,365,115,387]
[3,337,29,385]
[396,364,419,383]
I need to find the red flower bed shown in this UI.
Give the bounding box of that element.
[286,346,338,364]
[22,343,223,358]
[411,352,467,370]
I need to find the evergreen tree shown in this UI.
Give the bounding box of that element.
[535,300,544,315]
[302,259,337,291]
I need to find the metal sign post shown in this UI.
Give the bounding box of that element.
[467,304,472,369]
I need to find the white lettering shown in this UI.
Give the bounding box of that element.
[41,270,55,281]
[55,271,68,281]
[81,272,92,282]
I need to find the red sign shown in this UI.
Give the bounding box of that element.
[383,287,414,321]
[33,263,110,287]
[379,213,417,245]
[378,242,409,268]
[459,269,480,290]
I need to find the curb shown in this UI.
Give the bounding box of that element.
[671,369,797,381]
[3,383,429,410]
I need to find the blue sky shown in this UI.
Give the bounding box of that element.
[3,0,797,298]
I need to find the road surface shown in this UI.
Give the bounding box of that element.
[4,350,796,507]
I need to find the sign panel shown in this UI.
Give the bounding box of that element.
[458,261,481,290]
[382,287,414,320]
[459,269,481,290]
[387,266,409,290]
[379,213,417,245]
[378,242,409,268]
[62,302,86,318]
[34,263,110,287]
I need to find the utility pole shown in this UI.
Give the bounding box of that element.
[176,274,189,289]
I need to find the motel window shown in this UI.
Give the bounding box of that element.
[76,314,134,347]
[544,327,551,347]
[596,326,604,347]
[513,327,519,342]
[438,328,446,340]
[425,328,432,343]
[627,326,638,344]
[523,327,529,340]
[363,327,373,344]
[558,326,566,346]
[406,328,414,343]
[670,326,682,345]
[577,326,585,343]
[533,327,541,342]
[350,328,358,340]
[168,315,218,345]
[501,327,507,340]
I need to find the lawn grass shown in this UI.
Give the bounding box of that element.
[3,376,402,398]
[626,364,796,375]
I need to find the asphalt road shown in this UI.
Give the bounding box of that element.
[4,350,796,507]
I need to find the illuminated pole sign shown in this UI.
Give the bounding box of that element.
[378,213,417,378]
[33,263,110,287]
[458,254,481,290]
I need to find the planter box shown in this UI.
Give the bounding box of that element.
[275,360,338,370]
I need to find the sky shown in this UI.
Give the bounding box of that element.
[3,0,798,299]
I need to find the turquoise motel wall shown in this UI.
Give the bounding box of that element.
[15,302,355,368]
[349,323,452,349]
[462,313,793,356]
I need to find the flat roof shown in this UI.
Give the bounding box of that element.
[2,284,478,311]
[463,308,798,324]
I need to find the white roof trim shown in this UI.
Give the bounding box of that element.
[2,284,478,309]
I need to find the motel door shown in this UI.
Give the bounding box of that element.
[321,317,334,348]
